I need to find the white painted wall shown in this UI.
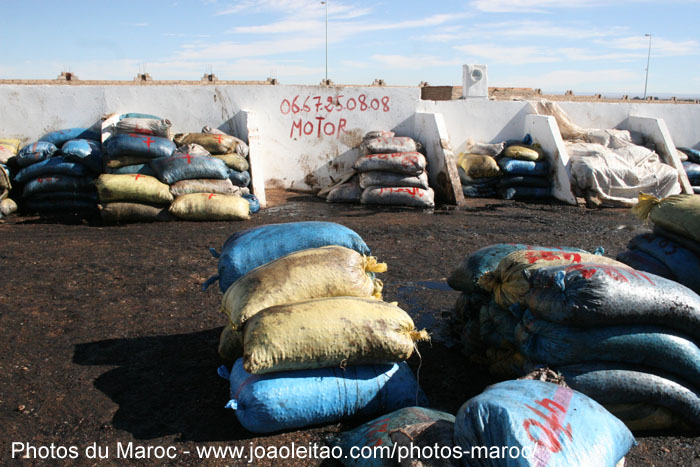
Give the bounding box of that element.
[0,84,420,195]
[556,102,700,149]
[1,84,699,202]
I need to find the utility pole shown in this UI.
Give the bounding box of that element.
[321,1,328,82]
[643,34,652,99]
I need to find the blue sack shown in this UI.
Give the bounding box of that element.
[206,221,370,292]
[39,128,100,147]
[515,310,700,387]
[220,359,428,433]
[462,185,497,198]
[242,193,259,213]
[329,407,455,467]
[683,161,700,179]
[559,362,700,429]
[678,147,700,164]
[498,157,549,176]
[626,233,700,293]
[104,133,175,159]
[61,139,104,173]
[16,141,58,168]
[499,175,550,188]
[23,174,94,198]
[455,380,635,466]
[525,263,700,342]
[106,163,156,177]
[149,155,229,184]
[499,186,551,200]
[479,299,519,347]
[615,249,675,280]
[446,243,595,293]
[229,169,251,187]
[119,112,162,120]
[14,156,88,183]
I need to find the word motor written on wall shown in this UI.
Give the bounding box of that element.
[280,93,390,139]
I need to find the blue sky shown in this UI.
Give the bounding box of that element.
[1,0,699,96]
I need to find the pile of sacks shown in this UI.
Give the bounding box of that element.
[207,221,429,433]
[617,193,700,295]
[13,128,102,215]
[98,114,256,223]
[327,375,633,466]
[457,136,552,201]
[324,131,435,208]
[448,242,700,432]
[0,138,20,217]
[678,147,700,194]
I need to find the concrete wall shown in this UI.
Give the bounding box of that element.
[556,102,700,149]
[1,84,699,201]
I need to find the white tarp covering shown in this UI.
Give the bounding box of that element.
[534,101,681,207]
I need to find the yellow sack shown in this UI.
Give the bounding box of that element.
[218,324,244,362]
[96,174,173,205]
[457,153,500,178]
[221,245,385,330]
[212,153,249,172]
[0,138,21,164]
[479,250,626,308]
[503,144,544,161]
[0,138,21,153]
[243,296,429,374]
[169,193,250,221]
[632,193,700,244]
[173,133,245,155]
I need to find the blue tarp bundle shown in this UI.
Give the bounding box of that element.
[104,133,175,159]
[39,128,100,147]
[61,139,104,173]
[16,141,58,168]
[205,221,370,293]
[14,156,88,183]
[149,154,230,185]
[454,380,635,466]
[220,359,427,433]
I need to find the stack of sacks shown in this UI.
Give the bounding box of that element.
[454,140,504,198]
[514,262,700,431]
[174,128,251,192]
[15,128,102,214]
[449,241,700,431]
[353,132,434,208]
[104,113,172,177]
[497,140,552,201]
[208,221,429,433]
[322,131,393,204]
[678,147,700,194]
[103,116,175,176]
[455,380,634,466]
[616,194,700,294]
[150,143,251,221]
[95,173,174,223]
[0,138,20,217]
[446,243,608,377]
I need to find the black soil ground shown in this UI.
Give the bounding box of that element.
[1,192,698,466]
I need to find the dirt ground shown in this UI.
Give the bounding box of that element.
[1,192,698,466]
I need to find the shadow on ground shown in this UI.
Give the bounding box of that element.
[73,327,248,442]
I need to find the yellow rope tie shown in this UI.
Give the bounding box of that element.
[372,278,384,300]
[631,192,660,220]
[364,255,388,274]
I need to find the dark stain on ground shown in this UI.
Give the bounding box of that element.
[0,194,696,466]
